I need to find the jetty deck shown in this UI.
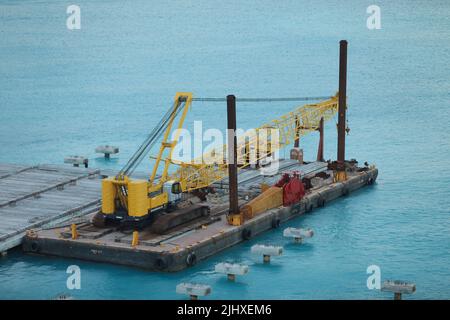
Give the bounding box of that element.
[0,164,102,252]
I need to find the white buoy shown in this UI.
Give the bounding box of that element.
[381,280,416,300]
[251,244,283,263]
[95,145,119,159]
[215,262,249,281]
[176,282,211,300]
[283,227,314,243]
[64,156,88,168]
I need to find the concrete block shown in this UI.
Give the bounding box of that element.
[283,227,314,242]
[95,145,119,158]
[215,262,249,276]
[64,156,88,168]
[176,283,211,299]
[53,293,75,300]
[251,244,283,261]
[381,280,416,294]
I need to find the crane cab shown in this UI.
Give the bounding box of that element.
[163,180,182,207]
[97,178,184,228]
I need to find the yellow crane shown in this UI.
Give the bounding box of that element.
[171,94,339,192]
[94,92,339,229]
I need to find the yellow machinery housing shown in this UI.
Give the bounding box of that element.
[99,93,192,225]
[240,186,283,220]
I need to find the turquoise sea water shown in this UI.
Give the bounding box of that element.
[1,0,449,299]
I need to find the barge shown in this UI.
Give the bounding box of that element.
[22,160,377,271]
[18,40,380,272]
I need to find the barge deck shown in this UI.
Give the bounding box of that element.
[0,164,101,253]
[21,160,378,272]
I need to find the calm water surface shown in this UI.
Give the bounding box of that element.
[0,0,449,299]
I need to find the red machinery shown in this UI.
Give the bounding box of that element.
[237,171,306,224]
[275,172,305,206]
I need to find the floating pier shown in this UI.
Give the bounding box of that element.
[20,159,378,271]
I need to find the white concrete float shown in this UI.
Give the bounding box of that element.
[95,145,119,159]
[283,227,314,243]
[176,283,212,300]
[251,244,283,263]
[64,156,88,168]
[215,262,249,281]
[53,293,75,300]
[381,280,416,300]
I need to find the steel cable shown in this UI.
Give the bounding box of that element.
[192,96,332,102]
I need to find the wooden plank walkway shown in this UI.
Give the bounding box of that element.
[0,164,102,252]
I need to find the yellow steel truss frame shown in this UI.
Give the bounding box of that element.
[165,94,339,192]
[148,92,193,192]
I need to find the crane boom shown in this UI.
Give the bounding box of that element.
[117,93,192,179]
[168,94,339,192]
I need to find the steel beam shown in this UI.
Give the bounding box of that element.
[337,40,347,167]
[294,116,300,148]
[227,95,239,215]
[317,117,324,162]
